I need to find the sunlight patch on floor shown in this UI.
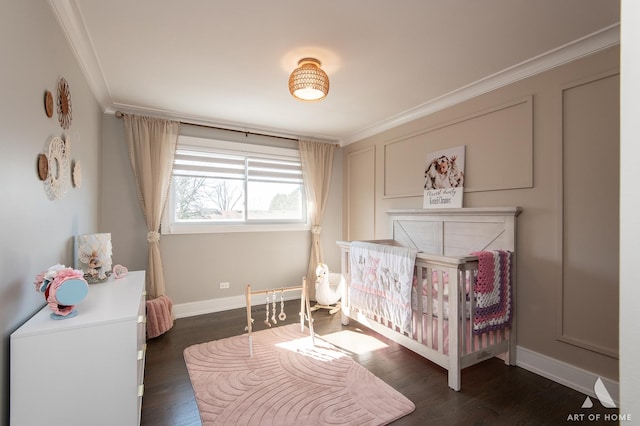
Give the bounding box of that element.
[319,330,388,354]
[275,336,346,362]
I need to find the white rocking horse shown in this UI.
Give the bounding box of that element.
[311,263,344,315]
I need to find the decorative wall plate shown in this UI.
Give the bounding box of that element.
[37,153,48,180]
[44,91,53,118]
[44,137,69,199]
[72,161,82,188]
[57,78,72,129]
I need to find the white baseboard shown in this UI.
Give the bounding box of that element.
[516,346,619,405]
[173,293,302,319]
[173,295,245,318]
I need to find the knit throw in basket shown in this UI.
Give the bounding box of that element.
[146,295,174,339]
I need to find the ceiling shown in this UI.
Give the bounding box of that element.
[49,0,620,145]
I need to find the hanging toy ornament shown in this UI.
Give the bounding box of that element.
[279,290,287,321]
[264,292,271,327]
[271,290,278,324]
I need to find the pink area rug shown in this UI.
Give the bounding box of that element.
[183,324,415,425]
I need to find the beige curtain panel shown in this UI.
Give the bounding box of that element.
[124,114,180,298]
[299,140,336,296]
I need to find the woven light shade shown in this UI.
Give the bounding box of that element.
[288,58,329,102]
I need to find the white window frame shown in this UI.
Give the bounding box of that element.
[163,135,309,234]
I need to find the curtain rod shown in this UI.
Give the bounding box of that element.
[115,110,303,143]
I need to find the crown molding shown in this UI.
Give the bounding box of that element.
[48,0,112,110]
[342,23,620,146]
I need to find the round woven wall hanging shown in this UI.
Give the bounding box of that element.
[45,136,69,199]
[57,78,72,129]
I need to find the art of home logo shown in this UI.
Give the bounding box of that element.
[566,378,632,422]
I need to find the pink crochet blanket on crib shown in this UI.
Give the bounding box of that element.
[471,250,512,335]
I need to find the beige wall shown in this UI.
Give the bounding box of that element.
[342,46,620,381]
[100,115,343,306]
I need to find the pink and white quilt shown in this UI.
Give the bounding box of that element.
[349,242,417,333]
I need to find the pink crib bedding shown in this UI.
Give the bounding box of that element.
[411,269,471,320]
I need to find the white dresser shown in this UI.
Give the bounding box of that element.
[10,270,146,426]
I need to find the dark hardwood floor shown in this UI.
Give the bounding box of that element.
[141,302,617,425]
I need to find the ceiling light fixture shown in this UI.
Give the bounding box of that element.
[288,58,329,102]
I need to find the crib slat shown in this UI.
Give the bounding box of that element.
[426,267,433,349]
[437,269,444,354]
[460,269,468,355]
[447,265,461,391]
[415,265,424,344]
[465,271,478,352]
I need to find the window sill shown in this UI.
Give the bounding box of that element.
[162,222,310,235]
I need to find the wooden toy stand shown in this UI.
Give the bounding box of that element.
[245,277,315,357]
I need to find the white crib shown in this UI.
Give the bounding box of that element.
[338,207,521,391]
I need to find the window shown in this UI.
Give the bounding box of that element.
[163,135,307,234]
